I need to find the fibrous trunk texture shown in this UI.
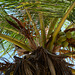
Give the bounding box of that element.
[12,47,73,75]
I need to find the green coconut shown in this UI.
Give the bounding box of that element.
[58,35,66,42]
[62,41,69,47]
[57,40,62,45]
[66,31,72,39]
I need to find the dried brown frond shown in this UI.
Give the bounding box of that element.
[6,15,37,50]
[6,18,20,30]
[64,28,75,33]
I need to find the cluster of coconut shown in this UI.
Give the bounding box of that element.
[56,31,75,47]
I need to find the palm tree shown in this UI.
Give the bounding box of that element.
[0,0,75,75]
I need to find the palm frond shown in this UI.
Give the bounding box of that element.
[49,2,75,51]
[39,12,46,48]
[0,33,32,51]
